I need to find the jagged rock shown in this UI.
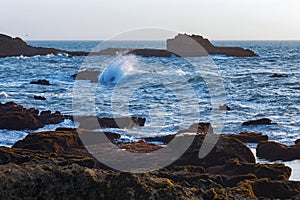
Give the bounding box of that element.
[167,34,258,57]
[0,33,88,58]
[0,102,64,130]
[0,33,258,58]
[30,79,51,85]
[34,95,46,100]
[242,118,276,126]
[225,132,268,143]
[257,140,300,161]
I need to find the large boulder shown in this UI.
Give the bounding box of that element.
[170,134,255,168]
[257,140,300,161]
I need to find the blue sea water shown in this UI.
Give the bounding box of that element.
[0,40,300,149]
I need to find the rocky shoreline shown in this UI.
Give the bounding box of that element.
[0,102,300,199]
[0,33,258,58]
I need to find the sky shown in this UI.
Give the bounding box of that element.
[1,0,300,40]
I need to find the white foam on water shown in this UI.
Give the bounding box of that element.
[98,55,137,84]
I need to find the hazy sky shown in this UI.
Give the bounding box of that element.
[1,0,300,40]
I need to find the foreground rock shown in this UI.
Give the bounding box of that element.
[257,140,300,161]
[0,127,299,199]
[0,102,64,130]
[225,132,268,143]
[242,117,276,126]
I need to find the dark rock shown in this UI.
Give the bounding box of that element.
[0,102,64,130]
[257,141,300,161]
[128,49,174,57]
[71,71,101,83]
[143,134,175,144]
[0,33,88,58]
[167,34,258,57]
[30,79,51,85]
[118,140,163,153]
[206,159,291,180]
[0,33,258,58]
[75,116,146,129]
[219,104,231,111]
[242,118,275,126]
[170,134,255,168]
[295,139,300,145]
[225,132,268,143]
[1,126,300,199]
[271,73,288,78]
[250,178,298,199]
[33,95,46,100]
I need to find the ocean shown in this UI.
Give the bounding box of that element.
[0,40,300,178]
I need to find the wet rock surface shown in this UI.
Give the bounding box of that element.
[0,102,63,130]
[0,126,299,199]
[257,140,300,161]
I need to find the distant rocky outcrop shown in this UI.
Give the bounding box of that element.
[0,33,88,58]
[0,33,258,58]
[167,34,258,57]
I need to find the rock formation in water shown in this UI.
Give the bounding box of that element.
[167,34,258,57]
[0,33,258,58]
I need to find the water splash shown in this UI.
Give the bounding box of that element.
[99,55,137,84]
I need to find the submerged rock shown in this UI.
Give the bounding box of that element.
[218,104,231,111]
[30,79,51,85]
[257,140,300,161]
[242,118,276,126]
[271,73,288,78]
[34,95,46,100]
